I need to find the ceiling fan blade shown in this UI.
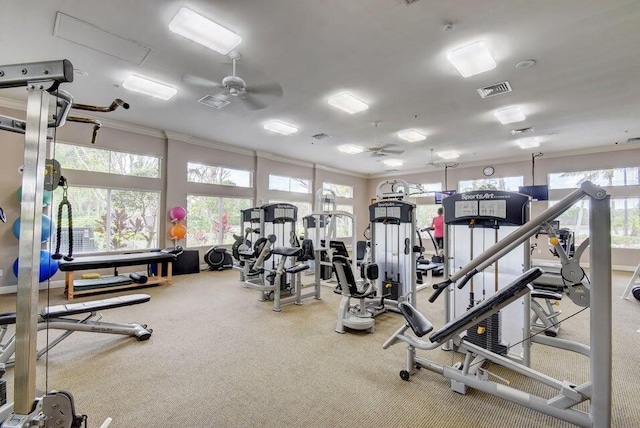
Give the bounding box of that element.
[246,82,283,97]
[183,74,224,89]
[382,149,405,155]
[239,93,267,110]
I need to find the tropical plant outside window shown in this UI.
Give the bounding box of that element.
[335,205,354,238]
[548,167,640,189]
[186,195,253,247]
[50,186,160,253]
[187,162,252,187]
[322,182,354,198]
[269,174,311,194]
[55,143,161,178]
[459,176,523,192]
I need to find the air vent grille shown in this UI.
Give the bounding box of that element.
[312,133,331,140]
[477,81,512,98]
[627,137,640,144]
[402,0,421,5]
[510,127,534,135]
[198,95,230,109]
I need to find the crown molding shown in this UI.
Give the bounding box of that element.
[315,164,368,179]
[188,136,255,156]
[164,131,191,142]
[256,151,314,168]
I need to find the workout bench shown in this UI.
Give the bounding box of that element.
[58,252,177,300]
[0,294,152,371]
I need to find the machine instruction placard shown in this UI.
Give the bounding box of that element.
[455,200,479,218]
[479,200,507,218]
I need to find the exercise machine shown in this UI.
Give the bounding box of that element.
[0,59,119,427]
[333,256,378,333]
[386,181,612,428]
[368,179,417,312]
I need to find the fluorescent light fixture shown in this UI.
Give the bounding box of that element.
[263,120,298,135]
[517,137,541,149]
[494,106,526,124]
[398,129,426,142]
[169,7,242,55]
[327,93,369,114]
[447,41,496,78]
[122,75,177,100]
[437,150,460,160]
[383,159,403,167]
[338,144,364,154]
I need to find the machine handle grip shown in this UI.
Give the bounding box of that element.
[428,279,451,303]
[457,269,479,289]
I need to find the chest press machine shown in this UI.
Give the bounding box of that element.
[0,59,155,427]
[383,181,612,428]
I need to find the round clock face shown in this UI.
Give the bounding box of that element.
[483,166,495,176]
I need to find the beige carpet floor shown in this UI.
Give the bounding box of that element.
[0,268,638,427]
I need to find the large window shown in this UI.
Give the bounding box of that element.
[323,182,354,198]
[186,195,253,247]
[550,197,640,249]
[459,176,523,192]
[55,143,161,178]
[335,205,354,238]
[269,174,312,194]
[51,186,160,253]
[187,162,252,188]
[420,182,443,193]
[549,167,640,189]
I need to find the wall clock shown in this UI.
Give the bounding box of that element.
[483,166,495,177]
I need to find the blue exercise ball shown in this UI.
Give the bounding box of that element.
[12,215,53,243]
[16,186,53,207]
[12,250,59,282]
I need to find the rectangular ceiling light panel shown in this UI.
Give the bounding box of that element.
[338,144,364,154]
[327,93,369,114]
[517,137,540,149]
[54,12,151,64]
[169,7,242,55]
[263,120,298,135]
[398,129,426,142]
[447,41,496,78]
[122,75,177,100]
[495,106,526,124]
[383,159,403,167]
[437,150,459,160]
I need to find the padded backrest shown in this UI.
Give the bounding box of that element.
[298,239,315,261]
[356,241,367,261]
[332,255,358,295]
[329,241,349,258]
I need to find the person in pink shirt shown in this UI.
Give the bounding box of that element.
[431,207,444,251]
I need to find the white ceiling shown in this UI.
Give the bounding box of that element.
[2,0,639,175]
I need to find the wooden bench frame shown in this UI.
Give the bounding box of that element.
[59,252,176,300]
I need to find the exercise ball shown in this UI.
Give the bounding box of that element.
[12,250,59,282]
[170,224,187,239]
[17,186,53,207]
[12,215,53,243]
[169,206,187,222]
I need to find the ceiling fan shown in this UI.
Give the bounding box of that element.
[367,121,405,157]
[184,52,283,110]
[427,148,458,168]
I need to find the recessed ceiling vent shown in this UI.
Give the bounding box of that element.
[401,0,421,5]
[312,133,331,140]
[477,81,512,98]
[510,127,534,135]
[198,95,230,109]
[626,137,640,144]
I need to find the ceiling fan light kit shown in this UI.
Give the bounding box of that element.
[437,150,460,160]
[447,41,496,78]
[327,93,369,114]
[169,7,242,55]
[517,137,541,149]
[122,75,177,100]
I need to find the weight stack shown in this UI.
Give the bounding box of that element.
[465,311,508,356]
[0,379,6,406]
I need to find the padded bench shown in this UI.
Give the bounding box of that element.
[58,252,177,300]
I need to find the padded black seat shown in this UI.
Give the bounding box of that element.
[429,268,543,344]
[59,252,176,271]
[286,264,310,274]
[41,294,151,319]
[0,313,16,326]
[271,246,302,257]
[333,255,376,299]
[398,302,433,337]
